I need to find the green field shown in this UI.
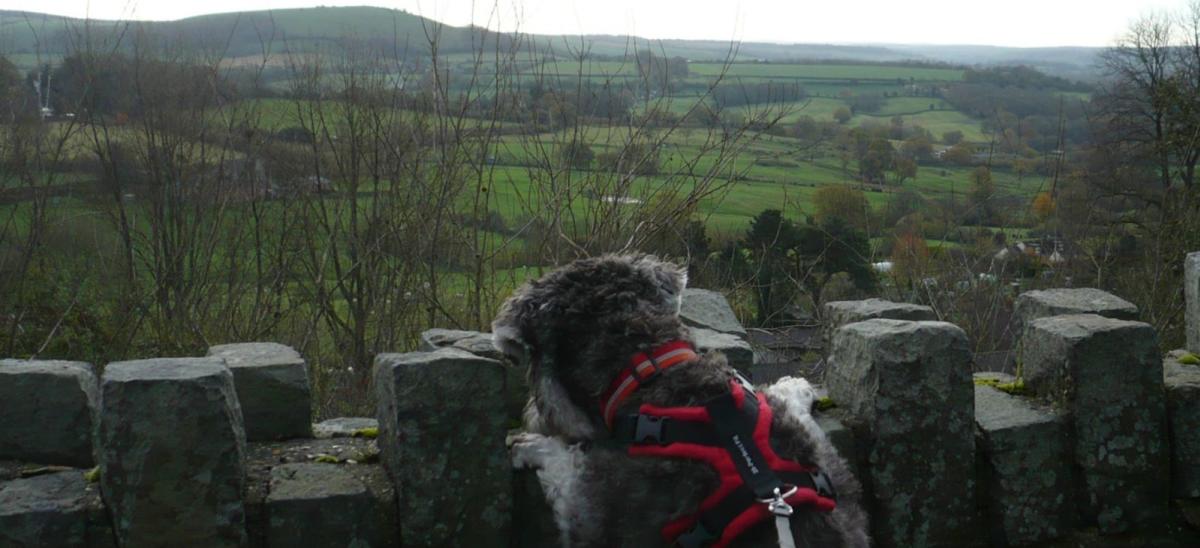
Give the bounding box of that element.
[207,63,1033,237]
[852,109,988,142]
[12,56,1042,261]
[688,63,964,81]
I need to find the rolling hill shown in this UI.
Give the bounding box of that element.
[0,6,1102,77]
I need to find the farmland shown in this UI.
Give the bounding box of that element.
[1,5,1108,410]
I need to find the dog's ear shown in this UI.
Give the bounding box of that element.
[633,255,688,310]
[492,283,545,363]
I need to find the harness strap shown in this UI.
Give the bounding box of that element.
[601,340,698,428]
[675,470,826,548]
[611,414,720,446]
[611,380,838,547]
[707,390,780,499]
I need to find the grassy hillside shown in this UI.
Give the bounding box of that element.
[0,7,1102,75]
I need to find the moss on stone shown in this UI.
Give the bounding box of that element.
[356,448,381,464]
[1179,353,1200,365]
[312,454,340,464]
[815,397,836,411]
[973,376,1027,395]
[84,466,100,483]
[352,427,379,439]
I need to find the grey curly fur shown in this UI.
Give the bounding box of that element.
[494,254,870,547]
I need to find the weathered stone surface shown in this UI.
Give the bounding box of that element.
[374,348,511,545]
[0,468,114,548]
[974,381,1072,546]
[244,437,394,548]
[1188,252,1200,353]
[1165,352,1200,498]
[825,319,975,547]
[1013,288,1138,337]
[312,417,379,439]
[419,328,527,421]
[680,288,747,336]
[0,471,88,546]
[208,342,312,441]
[822,299,935,347]
[813,413,854,464]
[266,463,386,547]
[98,358,247,547]
[691,326,754,372]
[0,360,98,467]
[1021,314,1168,533]
[419,328,506,361]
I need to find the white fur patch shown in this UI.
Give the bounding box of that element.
[673,272,688,315]
[765,376,831,444]
[764,376,817,416]
[492,325,527,362]
[510,432,587,547]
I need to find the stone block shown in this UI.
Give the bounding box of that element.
[208,342,312,441]
[822,298,935,347]
[267,463,387,547]
[0,471,89,547]
[825,319,975,547]
[419,328,506,361]
[690,326,754,372]
[1187,252,1200,353]
[679,288,746,336]
[313,417,378,439]
[244,437,394,548]
[1021,314,1168,533]
[1013,288,1138,337]
[974,381,1072,546]
[1165,351,1200,498]
[0,360,98,467]
[419,328,527,421]
[374,348,511,545]
[98,358,247,547]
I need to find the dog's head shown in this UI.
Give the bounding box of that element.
[492,254,688,434]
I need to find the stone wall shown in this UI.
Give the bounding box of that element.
[3,280,1200,546]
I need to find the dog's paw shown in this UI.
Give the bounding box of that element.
[765,376,817,415]
[508,431,564,470]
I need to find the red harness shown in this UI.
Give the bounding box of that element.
[600,340,838,547]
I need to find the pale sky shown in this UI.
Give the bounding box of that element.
[0,0,1188,47]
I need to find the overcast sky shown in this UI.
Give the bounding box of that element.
[0,0,1188,47]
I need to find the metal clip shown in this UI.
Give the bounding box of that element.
[762,486,798,517]
[766,486,799,548]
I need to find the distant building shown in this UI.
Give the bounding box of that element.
[991,237,1072,273]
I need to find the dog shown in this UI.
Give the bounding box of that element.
[494,254,870,547]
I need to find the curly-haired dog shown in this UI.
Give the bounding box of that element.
[494,254,869,547]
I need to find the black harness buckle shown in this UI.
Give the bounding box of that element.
[635,414,669,445]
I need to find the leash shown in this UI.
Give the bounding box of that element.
[764,486,798,548]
